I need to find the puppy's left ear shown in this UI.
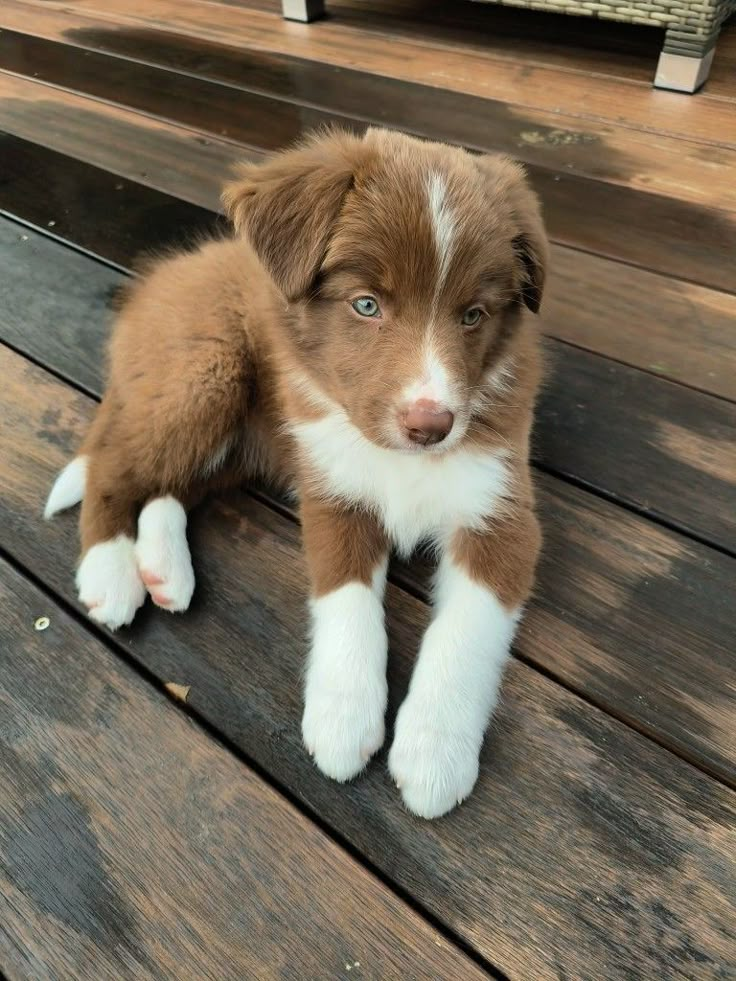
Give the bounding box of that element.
[222,131,365,301]
[476,156,549,314]
[511,192,548,314]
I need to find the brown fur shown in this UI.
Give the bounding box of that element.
[75,128,547,610]
[300,497,388,597]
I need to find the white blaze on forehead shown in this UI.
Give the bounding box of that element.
[426,171,456,291]
[402,345,455,410]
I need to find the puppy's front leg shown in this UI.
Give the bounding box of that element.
[389,510,541,819]
[300,496,389,782]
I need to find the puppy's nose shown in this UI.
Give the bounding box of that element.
[401,399,454,446]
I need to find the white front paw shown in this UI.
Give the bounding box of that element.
[302,679,387,783]
[388,698,481,819]
[76,536,146,631]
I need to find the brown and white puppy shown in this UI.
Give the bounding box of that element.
[46,128,547,819]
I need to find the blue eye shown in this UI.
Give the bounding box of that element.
[462,307,483,328]
[352,296,381,317]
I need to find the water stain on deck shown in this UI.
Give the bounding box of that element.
[4,786,157,974]
[520,129,599,147]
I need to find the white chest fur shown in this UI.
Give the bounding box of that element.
[291,409,512,556]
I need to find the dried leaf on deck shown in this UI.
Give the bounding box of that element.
[165,682,191,703]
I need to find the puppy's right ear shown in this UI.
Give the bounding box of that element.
[222,132,364,301]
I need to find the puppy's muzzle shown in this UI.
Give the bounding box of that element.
[400,399,455,446]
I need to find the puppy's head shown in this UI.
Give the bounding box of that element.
[223,128,548,453]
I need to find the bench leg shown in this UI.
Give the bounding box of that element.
[654,28,715,92]
[281,0,325,21]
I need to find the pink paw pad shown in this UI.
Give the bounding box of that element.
[140,570,164,587]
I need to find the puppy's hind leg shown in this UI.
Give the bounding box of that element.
[77,449,146,631]
[135,489,204,614]
[45,394,112,520]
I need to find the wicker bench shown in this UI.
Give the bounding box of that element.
[281,0,735,92]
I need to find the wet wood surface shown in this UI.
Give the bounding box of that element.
[2,6,736,977]
[2,26,735,213]
[8,0,735,147]
[2,220,735,786]
[1,25,736,295]
[1,342,734,980]
[0,559,488,981]
[0,134,220,270]
[0,71,260,211]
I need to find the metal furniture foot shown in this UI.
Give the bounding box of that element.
[281,0,325,21]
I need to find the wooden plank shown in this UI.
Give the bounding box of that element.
[2,143,734,552]
[534,343,736,550]
[706,19,736,102]
[12,0,736,149]
[0,135,219,268]
[0,0,660,91]
[248,0,736,108]
[1,343,735,979]
[2,221,735,787]
[0,220,123,395]
[529,166,736,295]
[3,130,734,407]
[270,0,664,81]
[3,23,736,216]
[3,68,735,298]
[543,248,736,402]
[2,53,734,297]
[0,561,488,981]
[0,29,339,160]
[0,69,256,212]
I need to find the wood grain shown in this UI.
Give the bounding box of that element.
[0,218,124,394]
[0,134,220,268]
[530,166,736,295]
[312,0,736,106]
[543,248,736,402]
[8,0,667,85]
[0,69,256,213]
[1,343,735,979]
[3,22,736,214]
[534,343,736,551]
[0,561,487,981]
[2,224,735,785]
[11,0,736,148]
[257,0,665,80]
[309,0,736,100]
[2,26,736,296]
[3,130,734,407]
[707,18,736,101]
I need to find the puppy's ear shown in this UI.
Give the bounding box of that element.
[222,132,364,301]
[511,199,548,314]
[475,156,549,313]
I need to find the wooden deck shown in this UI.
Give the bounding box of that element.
[1,2,735,978]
